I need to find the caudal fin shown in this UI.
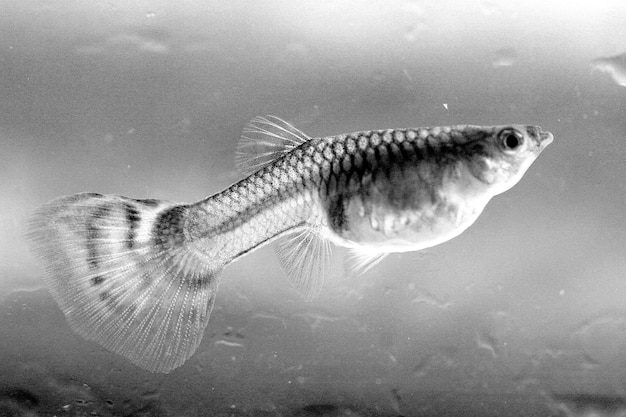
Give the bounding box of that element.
[27,193,222,373]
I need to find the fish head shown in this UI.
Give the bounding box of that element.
[465,125,553,196]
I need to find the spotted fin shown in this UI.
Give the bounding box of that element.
[236,115,311,175]
[345,248,389,276]
[27,193,223,373]
[275,225,332,301]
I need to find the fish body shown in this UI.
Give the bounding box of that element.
[27,116,552,372]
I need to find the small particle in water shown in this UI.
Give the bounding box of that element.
[214,340,244,348]
[296,311,340,331]
[410,287,452,309]
[146,11,156,18]
[559,289,565,296]
[492,48,518,68]
[140,389,160,400]
[591,52,626,87]
[443,103,448,110]
[476,331,498,358]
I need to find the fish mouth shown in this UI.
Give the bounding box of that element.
[537,129,553,150]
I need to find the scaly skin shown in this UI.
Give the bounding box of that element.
[184,124,552,264]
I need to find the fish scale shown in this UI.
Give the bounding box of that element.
[27,115,552,373]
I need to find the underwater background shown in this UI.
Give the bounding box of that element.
[1,0,626,415]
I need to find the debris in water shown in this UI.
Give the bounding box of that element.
[476,331,498,358]
[409,287,452,309]
[592,53,626,87]
[549,393,626,417]
[214,340,244,348]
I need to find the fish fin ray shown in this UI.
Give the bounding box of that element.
[236,115,311,175]
[274,225,332,301]
[27,193,223,373]
[345,248,389,276]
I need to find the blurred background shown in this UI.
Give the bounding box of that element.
[1,0,626,415]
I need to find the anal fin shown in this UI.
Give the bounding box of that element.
[275,225,332,301]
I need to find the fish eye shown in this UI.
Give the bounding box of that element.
[499,129,524,151]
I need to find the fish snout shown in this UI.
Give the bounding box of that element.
[540,130,554,146]
[532,126,553,150]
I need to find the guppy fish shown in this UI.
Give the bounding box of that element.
[27,116,553,373]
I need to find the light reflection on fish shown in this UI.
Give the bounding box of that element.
[27,116,553,372]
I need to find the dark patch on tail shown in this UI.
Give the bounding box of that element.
[86,205,111,270]
[91,275,105,285]
[153,206,187,249]
[124,203,141,249]
[184,273,212,288]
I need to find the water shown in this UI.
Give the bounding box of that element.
[1,0,625,415]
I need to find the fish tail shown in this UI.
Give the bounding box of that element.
[27,192,223,373]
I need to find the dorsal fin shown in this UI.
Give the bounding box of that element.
[274,225,332,301]
[236,115,311,176]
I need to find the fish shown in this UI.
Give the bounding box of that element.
[27,115,553,373]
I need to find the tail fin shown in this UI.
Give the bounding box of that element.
[27,193,222,373]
